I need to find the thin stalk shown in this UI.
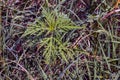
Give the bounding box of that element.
[0,0,2,54]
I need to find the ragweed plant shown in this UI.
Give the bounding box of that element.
[22,8,85,64]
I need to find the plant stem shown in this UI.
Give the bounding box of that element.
[0,0,3,54]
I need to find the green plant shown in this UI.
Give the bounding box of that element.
[22,8,85,64]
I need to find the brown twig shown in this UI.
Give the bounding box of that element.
[0,0,3,54]
[101,8,120,20]
[71,34,91,48]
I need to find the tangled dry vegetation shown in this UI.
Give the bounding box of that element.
[0,0,120,80]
